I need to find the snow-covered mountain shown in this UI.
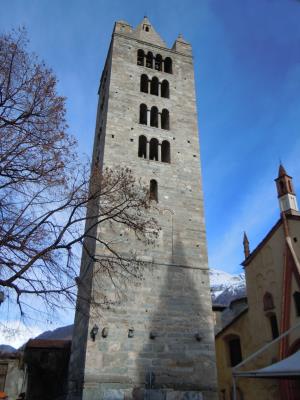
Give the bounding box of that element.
[209,269,246,306]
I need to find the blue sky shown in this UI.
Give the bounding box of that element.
[1,0,300,342]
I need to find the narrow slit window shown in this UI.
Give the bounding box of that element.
[149,179,158,202]
[269,314,279,339]
[139,104,148,125]
[293,292,300,316]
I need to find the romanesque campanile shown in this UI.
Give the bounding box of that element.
[68,18,217,400]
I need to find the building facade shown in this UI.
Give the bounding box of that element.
[68,18,217,400]
[215,166,300,400]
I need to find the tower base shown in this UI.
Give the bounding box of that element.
[77,386,217,400]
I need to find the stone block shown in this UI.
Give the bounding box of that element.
[166,392,203,400]
[144,389,166,400]
[103,389,125,400]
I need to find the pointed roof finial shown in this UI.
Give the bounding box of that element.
[243,232,250,259]
[278,163,287,178]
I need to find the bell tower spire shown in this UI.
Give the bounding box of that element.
[275,164,299,213]
[243,231,250,258]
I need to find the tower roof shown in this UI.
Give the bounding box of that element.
[243,232,249,245]
[133,17,167,48]
[278,163,288,178]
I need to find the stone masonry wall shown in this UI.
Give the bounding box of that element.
[69,20,218,400]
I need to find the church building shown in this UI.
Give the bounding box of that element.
[215,165,300,400]
[68,18,218,400]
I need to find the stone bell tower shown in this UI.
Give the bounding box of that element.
[68,18,217,400]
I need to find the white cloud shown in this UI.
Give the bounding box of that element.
[0,320,45,348]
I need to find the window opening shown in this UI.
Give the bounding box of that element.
[161,80,169,98]
[146,52,153,69]
[161,109,170,130]
[150,77,159,96]
[279,180,285,194]
[139,104,148,125]
[138,135,147,158]
[149,138,158,161]
[293,292,300,316]
[155,54,162,71]
[140,74,148,93]
[150,106,159,128]
[269,314,279,339]
[263,292,275,311]
[137,49,144,66]
[164,57,173,74]
[161,140,171,163]
[149,179,158,202]
[228,337,242,367]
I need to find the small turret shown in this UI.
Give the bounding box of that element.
[172,33,192,56]
[275,164,299,214]
[243,232,250,259]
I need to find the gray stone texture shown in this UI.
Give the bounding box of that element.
[68,18,217,400]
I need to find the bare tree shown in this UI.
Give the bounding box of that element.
[0,29,159,322]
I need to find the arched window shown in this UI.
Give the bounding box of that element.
[268,313,279,339]
[161,140,170,163]
[161,109,170,130]
[293,291,300,316]
[149,138,158,161]
[140,74,148,93]
[137,49,144,66]
[139,104,147,125]
[263,292,275,311]
[164,57,172,74]
[279,180,285,194]
[161,80,169,98]
[150,77,159,96]
[289,180,293,193]
[138,135,147,158]
[149,179,158,202]
[150,106,159,128]
[155,54,162,71]
[146,52,153,69]
[226,336,242,367]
